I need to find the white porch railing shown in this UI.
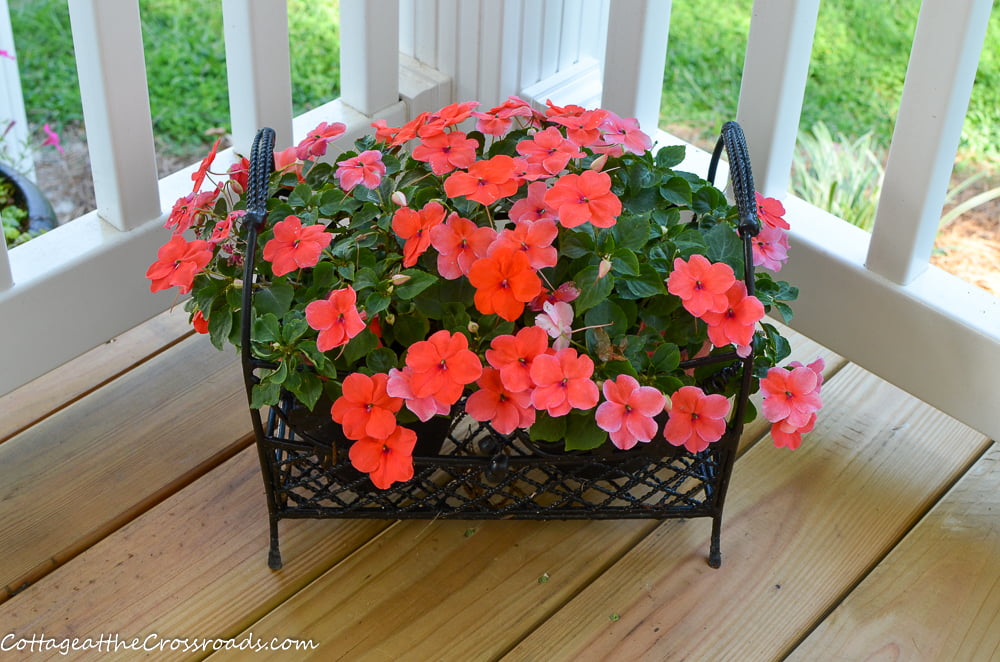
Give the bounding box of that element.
[0,0,996,441]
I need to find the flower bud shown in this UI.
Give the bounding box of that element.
[391,190,407,207]
[383,312,396,325]
[589,153,608,172]
[389,273,411,285]
[467,321,479,334]
[598,258,613,279]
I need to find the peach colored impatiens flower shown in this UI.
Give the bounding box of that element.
[543,170,621,229]
[429,212,497,280]
[760,359,824,449]
[262,215,333,276]
[331,373,402,441]
[335,149,387,192]
[663,385,731,453]
[443,155,520,206]
[348,425,418,489]
[468,248,543,322]
[666,254,738,317]
[412,130,479,175]
[595,375,667,450]
[701,281,765,349]
[404,330,483,405]
[466,368,536,434]
[529,347,599,417]
[146,234,213,294]
[392,201,447,268]
[489,218,558,271]
[485,326,551,393]
[305,286,366,352]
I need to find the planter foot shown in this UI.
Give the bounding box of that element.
[708,516,723,568]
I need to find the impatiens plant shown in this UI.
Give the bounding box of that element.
[148,97,821,489]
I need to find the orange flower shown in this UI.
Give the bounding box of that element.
[191,310,210,334]
[702,281,765,348]
[392,201,447,267]
[305,286,367,351]
[331,373,402,440]
[146,235,213,294]
[262,216,332,276]
[543,170,621,228]
[190,137,221,193]
[467,248,542,321]
[466,368,535,434]
[485,325,550,393]
[443,155,520,205]
[411,130,479,175]
[528,347,599,417]
[348,425,418,489]
[405,330,483,405]
[666,254,737,317]
[663,386,730,453]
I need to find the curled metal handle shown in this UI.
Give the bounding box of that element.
[707,121,761,240]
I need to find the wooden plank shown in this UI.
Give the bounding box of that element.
[787,443,1000,661]
[0,449,389,659]
[0,307,193,444]
[197,337,843,662]
[500,363,991,661]
[0,333,250,600]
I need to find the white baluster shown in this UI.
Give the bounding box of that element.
[340,0,400,117]
[865,0,993,285]
[68,0,160,231]
[223,0,294,153]
[735,0,821,197]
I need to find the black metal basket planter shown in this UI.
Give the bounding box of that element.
[239,119,764,572]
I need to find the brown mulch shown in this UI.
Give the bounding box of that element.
[29,128,1000,297]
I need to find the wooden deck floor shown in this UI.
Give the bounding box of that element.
[1,308,997,661]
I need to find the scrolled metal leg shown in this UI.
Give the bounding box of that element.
[267,518,283,570]
[708,516,723,569]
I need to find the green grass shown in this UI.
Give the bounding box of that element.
[662,0,1000,164]
[8,0,340,158]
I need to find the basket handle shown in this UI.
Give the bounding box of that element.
[241,127,277,379]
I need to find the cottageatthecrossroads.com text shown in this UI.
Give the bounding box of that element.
[2,632,319,656]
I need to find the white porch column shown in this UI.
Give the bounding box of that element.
[223,0,295,153]
[340,0,400,116]
[735,0,821,197]
[0,0,33,179]
[68,0,160,231]
[865,0,993,285]
[601,0,671,132]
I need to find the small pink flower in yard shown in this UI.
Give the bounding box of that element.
[666,254,737,317]
[146,235,213,294]
[489,219,558,270]
[387,367,452,422]
[702,280,765,348]
[411,130,479,175]
[598,112,652,156]
[595,375,667,450]
[534,300,573,350]
[331,372,402,440]
[755,192,790,230]
[393,201,447,268]
[429,212,496,280]
[751,222,790,272]
[544,170,621,229]
[509,181,556,224]
[485,326,550,393]
[295,121,346,160]
[663,385,731,453]
[0,49,14,60]
[516,126,584,178]
[262,215,333,276]
[41,123,63,155]
[466,368,536,434]
[348,425,418,489]
[305,286,366,352]
[529,347,599,417]
[336,150,386,192]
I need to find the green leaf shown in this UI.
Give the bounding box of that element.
[250,381,281,409]
[651,342,681,373]
[610,249,640,277]
[611,214,651,251]
[366,347,399,373]
[617,263,666,299]
[254,282,295,318]
[287,183,314,208]
[280,316,310,344]
[252,313,282,343]
[702,223,745,272]
[364,291,392,316]
[572,265,615,314]
[564,413,608,451]
[208,309,233,350]
[528,411,567,442]
[655,145,686,169]
[394,270,438,299]
[560,228,595,259]
[659,176,692,206]
[343,328,379,364]
[392,313,430,346]
[585,300,630,339]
